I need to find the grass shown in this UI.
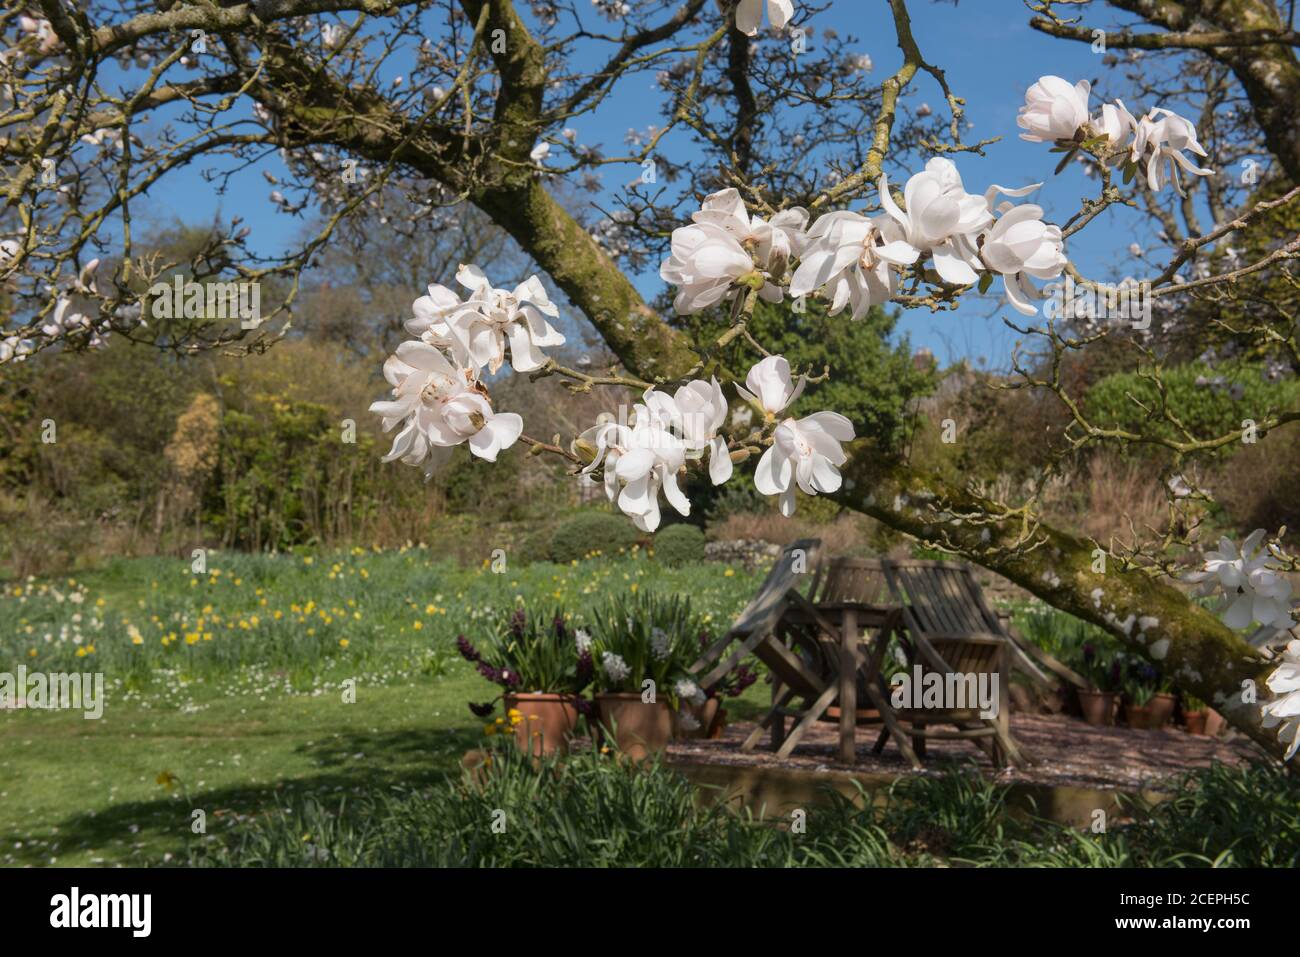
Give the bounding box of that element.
[0,548,764,866]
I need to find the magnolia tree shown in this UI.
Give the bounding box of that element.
[1,0,1298,756]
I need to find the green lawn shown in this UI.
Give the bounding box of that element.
[0,549,763,866]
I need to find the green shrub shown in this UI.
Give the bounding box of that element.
[653,523,705,566]
[549,511,639,563]
[1083,360,1300,451]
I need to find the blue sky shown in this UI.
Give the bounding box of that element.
[138,2,1192,368]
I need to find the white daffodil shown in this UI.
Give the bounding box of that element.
[369,341,523,469]
[1187,530,1296,630]
[734,0,795,36]
[736,355,806,418]
[1017,76,1091,144]
[1133,108,1213,196]
[978,202,1067,316]
[575,405,690,532]
[878,158,996,286]
[1262,640,1300,760]
[754,411,855,517]
[790,210,918,319]
[442,264,565,374]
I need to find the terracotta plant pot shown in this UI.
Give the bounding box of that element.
[1148,692,1176,728]
[1077,689,1117,727]
[673,698,727,739]
[502,693,580,758]
[1126,703,1158,730]
[1205,708,1227,737]
[595,692,673,761]
[1123,696,1175,728]
[1184,710,1209,735]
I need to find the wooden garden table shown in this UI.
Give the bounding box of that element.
[779,598,917,766]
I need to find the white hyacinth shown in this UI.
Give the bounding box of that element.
[601,652,631,683]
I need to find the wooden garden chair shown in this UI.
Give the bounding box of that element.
[690,538,824,689]
[690,543,923,766]
[880,559,1032,768]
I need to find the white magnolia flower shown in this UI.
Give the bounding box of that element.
[1017,76,1091,143]
[441,264,565,374]
[18,16,60,55]
[735,0,795,36]
[978,202,1067,315]
[1186,530,1296,630]
[1262,640,1300,760]
[321,23,344,49]
[0,238,20,269]
[692,188,808,286]
[601,651,631,683]
[42,296,91,338]
[576,405,690,532]
[644,378,733,485]
[0,336,33,364]
[659,189,806,314]
[736,355,806,418]
[754,411,855,517]
[1094,99,1137,148]
[878,158,1000,286]
[790,210,918,319]
[529,141,550,164]
[369,341,523,469]
[1133,108,1213,196]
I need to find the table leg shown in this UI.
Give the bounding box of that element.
[839,608,857,765]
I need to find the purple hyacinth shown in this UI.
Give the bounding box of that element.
[457,635,481,663]
[573,696,594,717]
[554,614,567,641]
[477,660,501,683]
[576,649,593,683]
[729,664,758,697]
[510,608,527,639]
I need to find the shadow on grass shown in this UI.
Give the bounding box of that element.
[1,725,483,867]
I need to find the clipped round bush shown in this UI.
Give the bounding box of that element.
[653,523,705,566]
[549,511,639,563]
